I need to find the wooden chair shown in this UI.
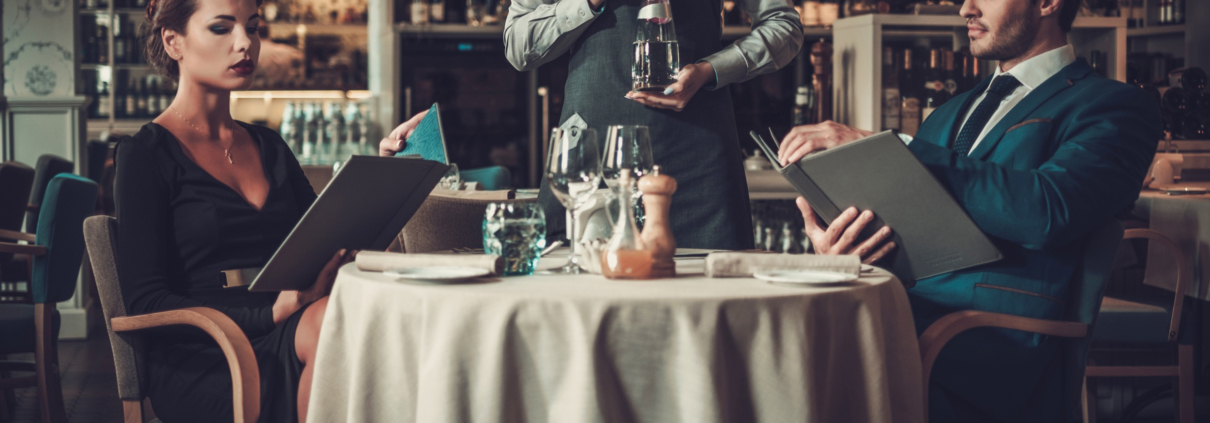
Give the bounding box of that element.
[0,162,35,303]
[1,155,74,305]
[83,215,260,423]
[1085,228,1194,423]
[918,220,1124,422]
[0,174,99,423]
[395,192,534,253]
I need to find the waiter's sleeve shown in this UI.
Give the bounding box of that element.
[701,0,803,89]
[504,0,602,71]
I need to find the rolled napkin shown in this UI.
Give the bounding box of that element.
[705,252,861,278]
[356,251,505,276]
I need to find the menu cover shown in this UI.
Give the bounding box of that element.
[395,103,449,164]
[249,156,449,292]
[750,130,1002,285]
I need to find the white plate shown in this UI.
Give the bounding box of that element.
[754,270,859,285]
[385,267,491,282]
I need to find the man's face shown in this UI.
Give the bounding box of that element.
[961,0,1042,62]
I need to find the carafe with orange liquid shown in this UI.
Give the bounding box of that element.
[601,169,655,279]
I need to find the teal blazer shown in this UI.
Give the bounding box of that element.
[906,60,1161,422]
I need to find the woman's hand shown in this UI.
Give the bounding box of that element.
[272,249,356,324]
[379,110,429,157]
[626,61,715,112]
[797,197,896,264]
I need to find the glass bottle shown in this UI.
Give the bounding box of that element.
[302,102,319,165]
[280,101,298,153]
[601,169,654,280]
[632,0,680,92]
[881,47,900,131]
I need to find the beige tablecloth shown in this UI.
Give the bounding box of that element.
[307,258,924,423]
[1135,182,1210,300]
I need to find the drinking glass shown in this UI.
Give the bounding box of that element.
[466,0,487,26]
[603,125,654,224]
[483,202,547,276]
[544,127,602,274]
[439,163,461,190]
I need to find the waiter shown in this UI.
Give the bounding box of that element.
[504,0,803,249]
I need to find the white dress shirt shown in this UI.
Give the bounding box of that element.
[958,44,1076,153]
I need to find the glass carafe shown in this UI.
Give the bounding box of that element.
[632,0,680,92]
[601,170,654,279]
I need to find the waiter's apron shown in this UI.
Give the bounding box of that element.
[538,0,754,250]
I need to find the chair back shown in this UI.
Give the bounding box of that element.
[0,161,35,263]
[83,215,147,402]
[402,194,535,253]
[31,174,98,304]
[26,155,75,231]
[1061,220,1125,417]
[461,166,513,191]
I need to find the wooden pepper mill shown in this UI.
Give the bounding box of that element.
[639,165,677,278]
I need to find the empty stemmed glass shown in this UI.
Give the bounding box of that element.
[545,127,602,274]
[603,125,654,224]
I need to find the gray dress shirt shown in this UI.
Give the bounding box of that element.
[504,0,803,88]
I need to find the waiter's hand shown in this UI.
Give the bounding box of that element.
[779,121,873,165]
[798,197,895,265]
[626,61,714,112]
[379,110,429,156]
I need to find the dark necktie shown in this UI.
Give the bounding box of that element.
[952,75,1022,156]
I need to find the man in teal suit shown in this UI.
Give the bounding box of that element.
[777,0,1161,421]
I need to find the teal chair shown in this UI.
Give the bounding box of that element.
[0,173,99,423]
[918,220,1124,422]
[461,166,512,191]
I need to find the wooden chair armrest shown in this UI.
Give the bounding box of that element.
[0,241,45,256]
[1123,228,1190,341]
[918,310,1087,399]
[0,228,35,243]
[111,307,261,423]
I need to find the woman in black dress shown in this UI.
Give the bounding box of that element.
[115,0,355,421]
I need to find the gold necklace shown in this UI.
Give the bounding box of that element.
[171,105,235,164]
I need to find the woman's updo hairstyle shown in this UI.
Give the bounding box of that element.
[143,0,195,81]
[143,0,261,81]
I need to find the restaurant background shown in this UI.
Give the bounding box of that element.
[2,0,1210,420]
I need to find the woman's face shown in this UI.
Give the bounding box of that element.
[170,0,261,90]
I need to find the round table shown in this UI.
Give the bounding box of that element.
[306,258,924,423]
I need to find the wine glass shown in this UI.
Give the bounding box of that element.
[603,125,654,224]
[439,163,461,190]
[544,127,602,274]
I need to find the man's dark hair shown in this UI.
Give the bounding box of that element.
[1058,0,1080,32]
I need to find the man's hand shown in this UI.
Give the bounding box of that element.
[798,197,896,265]
[379,110,429,157]
[778,121,873,165]
[626,61,714,112]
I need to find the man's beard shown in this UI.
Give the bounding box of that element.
[971,14,1040,62]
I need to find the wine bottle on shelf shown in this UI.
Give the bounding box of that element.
[135,79,148,118]
[899,48,922,137]
[632,0,680,93]
[114,22,128,64]
[943,50,958,96]
[430,0,446,23]
[280,101,298,153]
[147,79,161,116]
[124,79,137,119]
[159,80,173,114]
[302,103,318,165]
[792,86,814,126]
[326,102,348,164]
[921,49,950,121]
[85,0,98,9]
[97,82,111,119]
[344,102,366,155]
[967,54,983,92]
[97,25,109,65]
[810,39,833,123]
[881,47,900,131]
[410,0,430,24]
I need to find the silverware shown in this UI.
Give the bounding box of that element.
[541,240,563,257]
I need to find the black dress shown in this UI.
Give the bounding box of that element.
[114,122,318,423]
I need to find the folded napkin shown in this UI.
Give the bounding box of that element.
[705,252,861,278]
[356,251,504,275]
